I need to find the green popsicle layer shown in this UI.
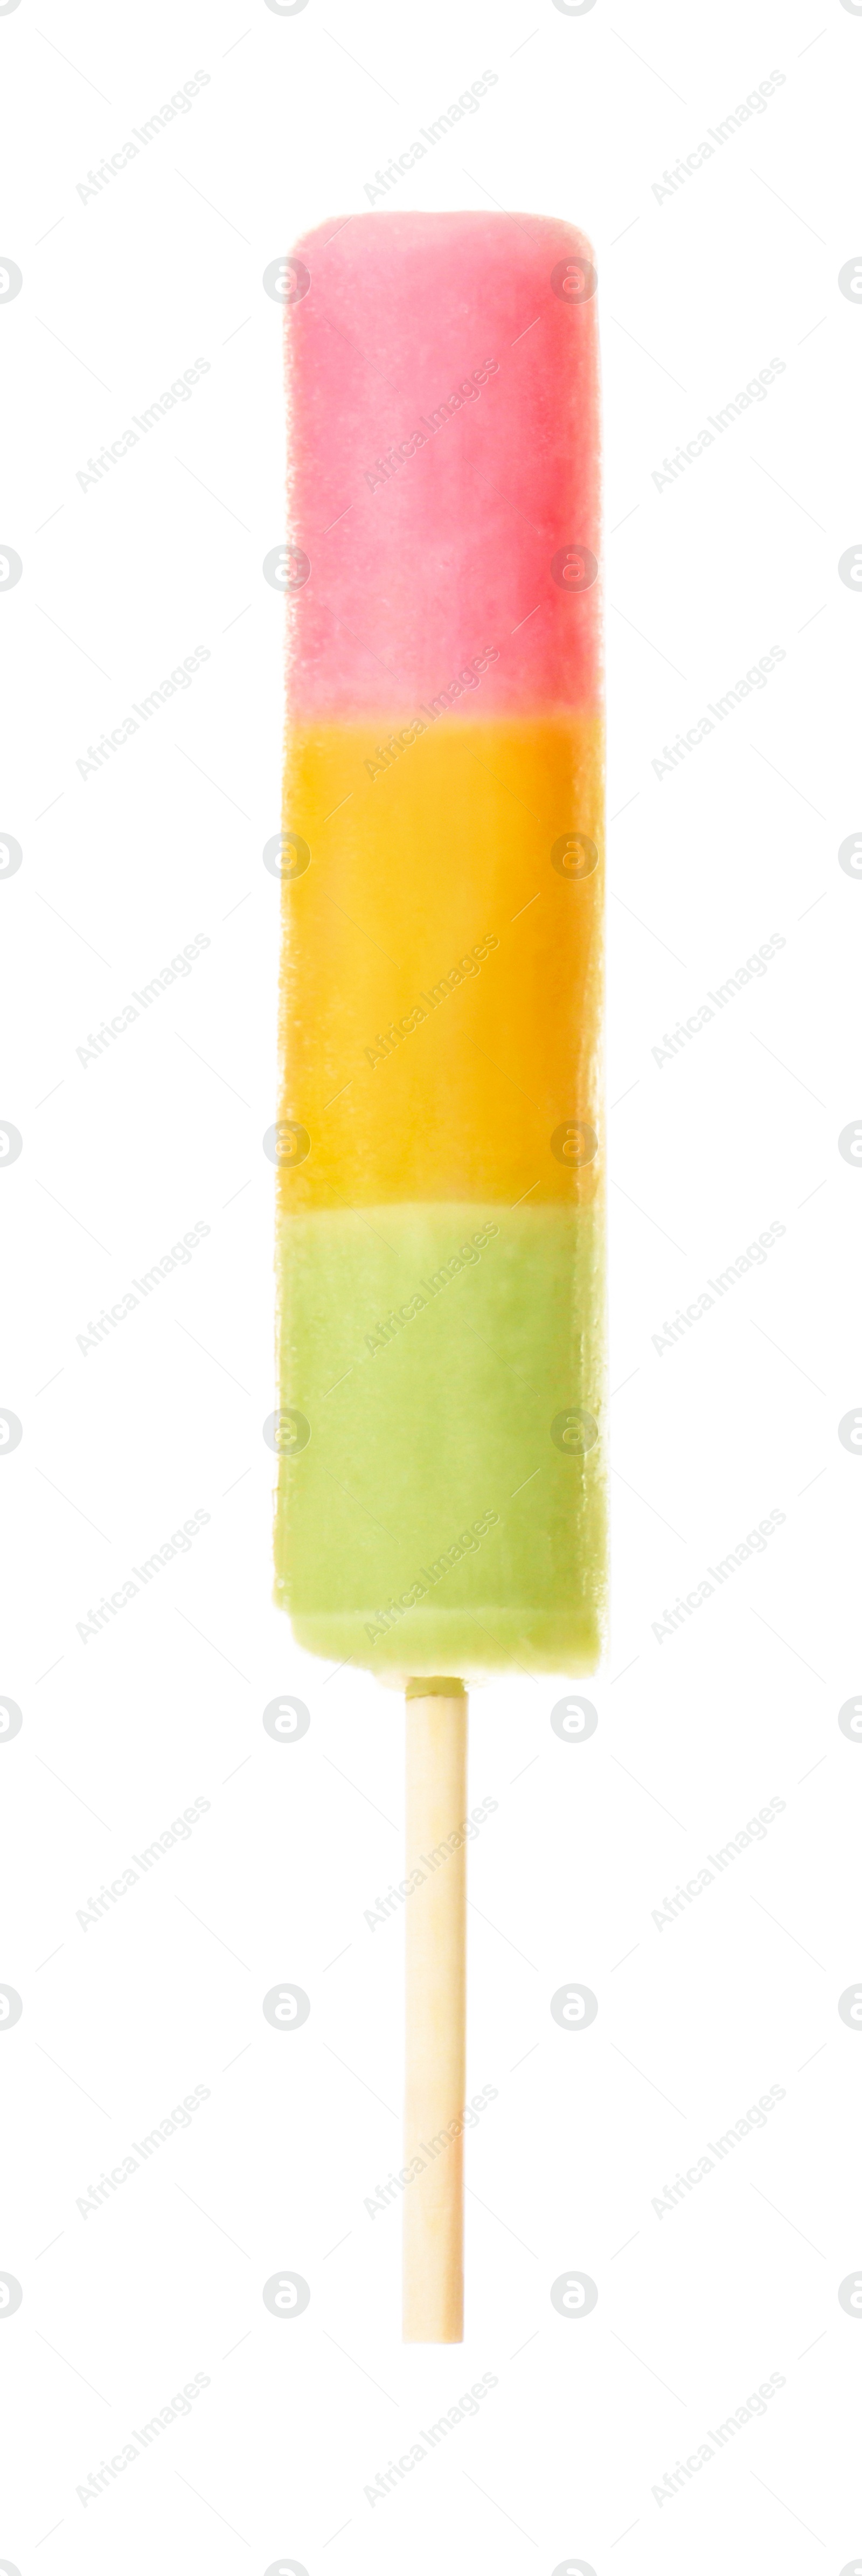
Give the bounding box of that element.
[273,1202,606,1681]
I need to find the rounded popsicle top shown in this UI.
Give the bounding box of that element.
[283,211,601,721]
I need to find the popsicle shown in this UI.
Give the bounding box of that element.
[273,211,605,2338]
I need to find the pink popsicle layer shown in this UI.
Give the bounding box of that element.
[284,211,601,719]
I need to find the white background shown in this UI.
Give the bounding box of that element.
[0,1,858,2570]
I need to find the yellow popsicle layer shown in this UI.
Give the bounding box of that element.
[276,715,603,1211]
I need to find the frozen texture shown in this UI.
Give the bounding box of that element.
[274,211,605,1679]
[277,715,602,1210]
[285,211,601,718]
[275,1203,604,1677]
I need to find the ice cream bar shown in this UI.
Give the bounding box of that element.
[274,211,605,1681]
[273,211,604,2335]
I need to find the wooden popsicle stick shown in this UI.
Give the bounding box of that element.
[402,1680,467,2342]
